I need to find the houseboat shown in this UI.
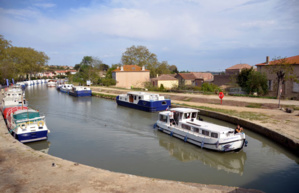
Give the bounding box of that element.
[69,86,92,97]
[0,97,28,112]
[6,109,49,143]
[116,92,171,112]
[60,84,73,93]
[154,108,247,152]
[47,79,57,87]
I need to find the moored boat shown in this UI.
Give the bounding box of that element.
[3,106,28,120]
[60,84,73,93]
[116,92,171,112]
[69,86,92,97]
[47,79,57,87]
[154,108,247,152]
[6,109,49,143]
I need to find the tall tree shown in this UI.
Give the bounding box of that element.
[237,68,254,88]
[267,57,298,98]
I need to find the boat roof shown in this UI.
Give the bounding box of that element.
[185,120,233,133]
[170,108,199,113]
[126,92,159,96]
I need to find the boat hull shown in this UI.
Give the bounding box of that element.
[69,90,92,97]
[10,130,48,143]
[156,123,245,152]
[116,96,171,112]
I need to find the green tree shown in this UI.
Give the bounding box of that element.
[169,65,178,74]
[246,71,268,95]
[237,68,254,88]
[156,61,171,76]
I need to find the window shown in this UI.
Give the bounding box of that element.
[211,132,218,138]
[182,124,191,130]
[202,130,209,136]
[293,82,299,93]
[267,80,273,91]
[162,101,167,105]
[159,115,168,123]
[191,113,197,118]
[139,96,141,100]
[134,96,137,100]
[184,113,191,119]
[193,127,199,133]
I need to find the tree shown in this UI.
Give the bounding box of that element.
[266,57,298,99]
[237,68,268,95]
[121,45,159,77]
[169,65,178,74]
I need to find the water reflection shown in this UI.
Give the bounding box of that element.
[26,140,51,154]
[156,132,246,175]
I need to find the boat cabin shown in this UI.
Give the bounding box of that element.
[118,92,167,104]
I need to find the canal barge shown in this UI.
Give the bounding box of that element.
[47,79,57,87]
[60,84,73,93]
[116,92,171,112]
[6,109,49,143]
[155,108,247,152]
[69,86,92,97]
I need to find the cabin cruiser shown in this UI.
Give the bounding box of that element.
[69,86,92,97]
[116,92,171,112]
[6,109,49,143]
[47,79,57,87]
[60,84,73,93]
[154,108,247,152]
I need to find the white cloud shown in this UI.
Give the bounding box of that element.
[34,3,56,9]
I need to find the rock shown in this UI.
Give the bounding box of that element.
[286,108,294,113]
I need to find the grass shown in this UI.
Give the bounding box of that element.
[174,103,269,121]
[245,103,262,108]
[92,92,116,100]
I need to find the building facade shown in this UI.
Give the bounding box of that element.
[112,65,150,88]
[151,74,178,89]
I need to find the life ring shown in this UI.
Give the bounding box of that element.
[20,123,27,129]
[38,120,44,127]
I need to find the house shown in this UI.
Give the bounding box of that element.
[256,55,299,99]
[175,72,214,87]
[225,64,252,75]
[112,65,150,88]
[151,74,178,89]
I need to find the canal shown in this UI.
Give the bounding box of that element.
[25,85,299,193]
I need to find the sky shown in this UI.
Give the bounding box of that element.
[0,0,298,72]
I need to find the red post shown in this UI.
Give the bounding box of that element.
[219,92,224,104]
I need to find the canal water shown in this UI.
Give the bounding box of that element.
[25,85,299,193]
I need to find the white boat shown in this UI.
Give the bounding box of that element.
[6,109,49,143]
[69,86,92,97]
[154,108,247,152]
[60,84,73,93]
[0,97,28,112]
[3,88,25,99]
[47,79,57,87]
[116,92,171,112]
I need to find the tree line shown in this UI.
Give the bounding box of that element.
[0,35,49,84]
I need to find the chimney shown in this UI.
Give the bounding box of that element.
[156,74,159,78]
[142,66,145,71]
[121,66,124,71]
[266,56,269,64]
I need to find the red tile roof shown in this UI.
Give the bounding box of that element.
[112,65,150,72]
[226,64,252,70]
[177,73,196,80]
[192,72,214,81]
[256,55,299,66]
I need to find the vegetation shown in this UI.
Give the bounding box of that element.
[121,45,178,77]
[237,68,268,95]
[0,35,49,84]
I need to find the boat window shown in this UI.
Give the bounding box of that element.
[8,94,10,96]
[134,96,137,100]
[193,127,199,133]
[182,124,191,130]
[162,101,167,105]
[139,96,141,100]
[184,113,191,119]
[202,130,209,136]
[211,132,218,138]
[159,115,168,123]
[191,113,197,118]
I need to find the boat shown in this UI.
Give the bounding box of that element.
[47,79,57,87]
[6,109,49,143]
[0,97,28,112]
[2,88,25,99]
[69,86,92,97]
[116,92,171,112]
[15,82,26,90]
[154,108,247,152]
[3,106,28,120]
[60,84,73,93]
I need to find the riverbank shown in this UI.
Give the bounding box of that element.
[91,86,299,155]
[0,92,262,192]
